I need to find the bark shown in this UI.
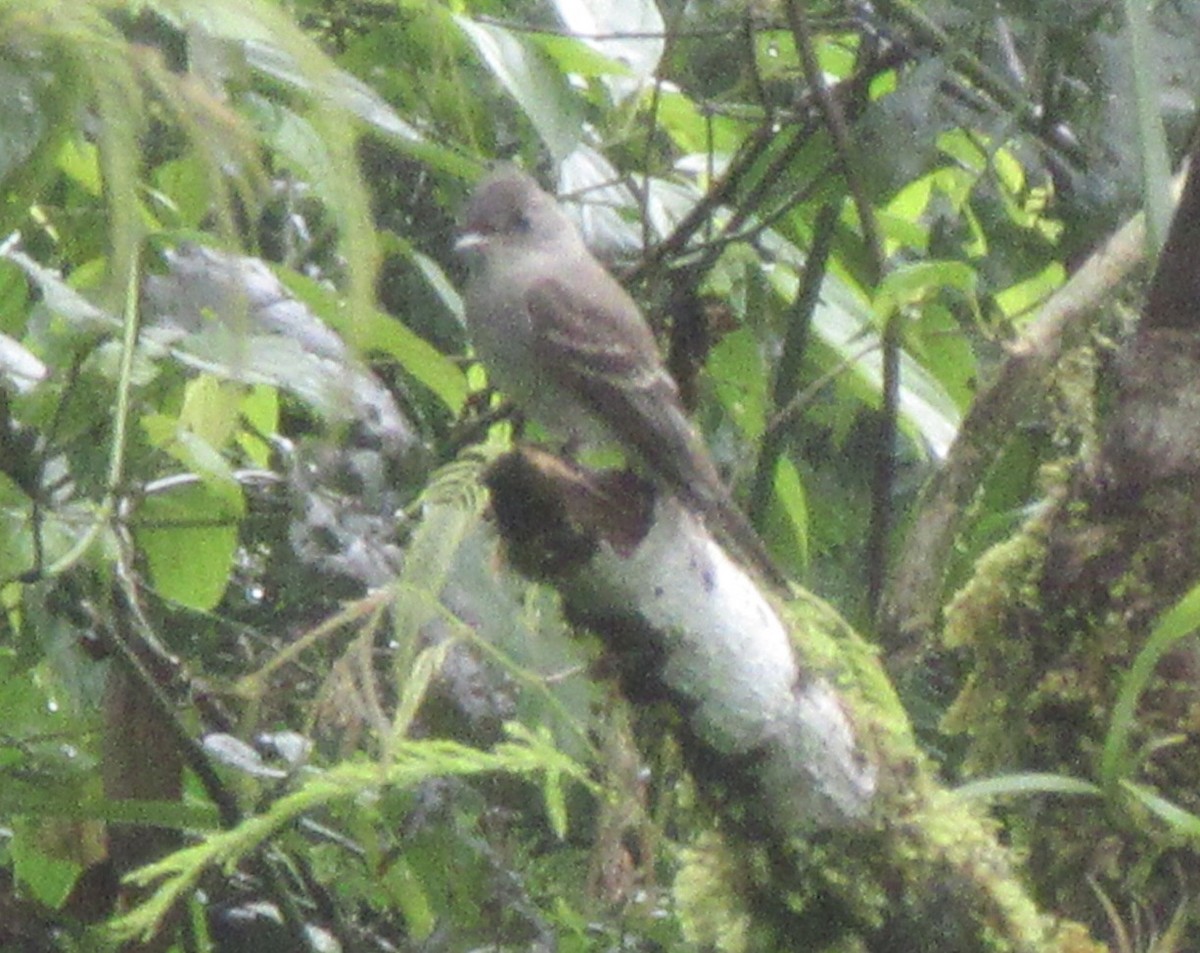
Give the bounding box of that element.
[880,170,1188,667]
[484,447,1102,951]
[943,145,1200,942]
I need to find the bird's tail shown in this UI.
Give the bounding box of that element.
[690,483,790,590]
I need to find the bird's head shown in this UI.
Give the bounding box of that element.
[456,168,580,260]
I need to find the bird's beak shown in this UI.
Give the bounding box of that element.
[454,231,487,254]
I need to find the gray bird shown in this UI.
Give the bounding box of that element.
[456,168,785,588]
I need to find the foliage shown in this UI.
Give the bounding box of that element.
[0,0,1196,949]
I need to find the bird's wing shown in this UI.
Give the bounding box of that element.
[524,270,725,501]
[525,269,788,587]
[526,268,664,384]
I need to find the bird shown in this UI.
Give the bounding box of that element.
[456,167,786,589]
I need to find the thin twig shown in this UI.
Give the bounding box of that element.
[784,0,894,615]
[748,203,839,524]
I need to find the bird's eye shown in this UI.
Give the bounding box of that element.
[513,213,533,233]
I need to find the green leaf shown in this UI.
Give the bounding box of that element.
[56,138,102,196]
[0,472,35,580]
[0,261,29,335]
[709,328,769,443]
[754,31,798,82]
[879,176,934,253]
[996,262,1066,321]
[542,766,568,840]
[938,128,984,170]
[249,38,422,146]
[0,54,52,184]
[905,303,977,411]
[656,89,745,155]
[803,270,963,457]
[385,858,437,940]
[409,250,466,325]
[816,33,860,81]
[11,819,86,909]
[530,33,634,79]
[237,384,279,467]
[242,97,340,209]
[1122,0,1173,253]
[874,209,930,255]
[3,246,112,333]
[151,153,213,229]
[1121,781,1200,839]
[502,722,590,838]
[456,17,583,161]
[178,374,243,451]
[141,410,242,500]
[992,146,1025,195]
[874,260,978,318]
[277,267,468,414]
[551,0,664,88]
[954,772,1102,801]
[1101,580,1200,791]
[767,457,808,574]
[134,481,242,611]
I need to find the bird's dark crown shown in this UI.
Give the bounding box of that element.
[462,168,561,241]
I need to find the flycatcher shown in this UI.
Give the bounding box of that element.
[456,168,785,588]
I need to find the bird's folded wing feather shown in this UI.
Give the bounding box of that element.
[525,272,787,587]
[524,273,725,504]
